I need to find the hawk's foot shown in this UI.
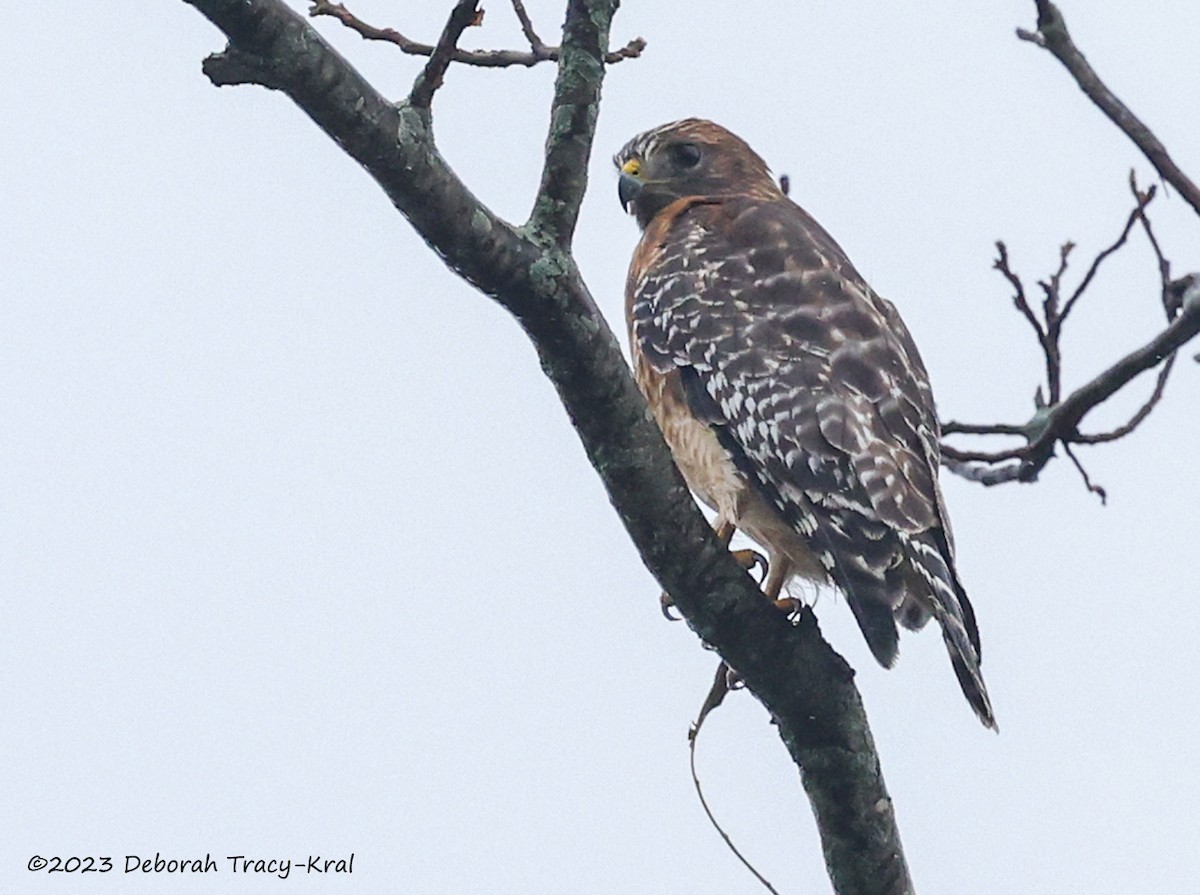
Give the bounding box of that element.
[730,547,768,583]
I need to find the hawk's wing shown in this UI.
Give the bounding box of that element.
[629,194,981,679]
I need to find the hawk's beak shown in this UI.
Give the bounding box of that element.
[618,171,643,211]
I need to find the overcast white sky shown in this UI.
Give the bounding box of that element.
[4,2,1199,893]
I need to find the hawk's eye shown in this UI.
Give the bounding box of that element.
[671,142,702,169]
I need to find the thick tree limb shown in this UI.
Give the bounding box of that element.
[524,0,607,246]
[1017,1,1200,218]
[181,0,911,891]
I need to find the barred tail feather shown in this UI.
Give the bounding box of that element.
[908,534,997,730]
[947,632,996,730]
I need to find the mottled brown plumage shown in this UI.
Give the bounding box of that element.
[617,119,994,728]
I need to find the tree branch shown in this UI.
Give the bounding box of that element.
[308,0,645,69]
[409,0,481,109]
[943,162,1197,493]
[1062,442,1107,504]
[993,241,1045,343]
[1061,179,1154,323]
[1017,0,1200,218]
[942,276,1200,484]
[181,0,911,891]
[524,0,608,247]
[1032,278,1200,447]
[510,0,550,56]
[1072,356,1174,445]
[940,420,1031,438]
[939,457,1024,486]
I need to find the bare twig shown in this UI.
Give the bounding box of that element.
[994,242,1045,342]
[308,0,645,68]
[410,0,482,109]
[1071,193,1180,449]
[1130,171,1174,313]
[1073,356,1175,445]
[1038,241,1074,402]
[940,443,1027,465]
[1061,180,1155,322]
[510,0,549,57]
[1040,241,1072,325]
[690,661,732,739]
[941,420,1030,437]
[1014,26,1044,47]
[602,38,647,64]
[308,2,418,48]
[1063,443,1107,504]
[688,662,782,895]
[1017,0,1200,218]
[994,242,1059,401]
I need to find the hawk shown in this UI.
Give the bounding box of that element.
[616,119,994,728]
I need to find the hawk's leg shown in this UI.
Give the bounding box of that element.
[763,554,802,617]
[659,518,767,619]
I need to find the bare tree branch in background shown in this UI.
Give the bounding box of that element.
[308,0,645,68]
[1016,0,1200,217]
[941,2,1200,493]
[183,1,911,892]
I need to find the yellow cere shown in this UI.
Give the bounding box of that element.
[621,159,641,176]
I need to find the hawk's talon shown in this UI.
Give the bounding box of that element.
[659,590,681,621]
[725,666,745,690]
[730,547,768,584]
[773,597,803,619]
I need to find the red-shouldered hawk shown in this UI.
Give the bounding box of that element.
[616,119,994,729]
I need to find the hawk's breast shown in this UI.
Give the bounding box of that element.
[633,354,744,518]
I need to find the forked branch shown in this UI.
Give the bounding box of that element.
[942,263,1200,490]
[308,0,645,68]
[942,1,1200,494]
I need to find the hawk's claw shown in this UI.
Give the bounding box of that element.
[660,590,681,621]
[731,547,768,584]
[774,597,803,619]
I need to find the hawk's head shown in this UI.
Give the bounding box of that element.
[614,119,781,230]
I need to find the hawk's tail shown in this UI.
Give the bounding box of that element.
[909,535,997,731]
[946,632,996,731]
